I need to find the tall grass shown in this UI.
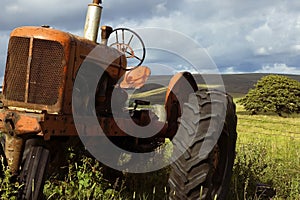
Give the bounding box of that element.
[43,146,130,200]
[0,161,20,199]
[229,100,300,199]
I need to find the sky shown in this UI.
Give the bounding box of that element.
[1,0,300,76]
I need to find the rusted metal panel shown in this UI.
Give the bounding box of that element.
[120,66,151,89]
[73,116,168,137]
[14,114,42,134]
[164,72,198,137]
[9,26,74,47]
[0,110,44,136]
[75,44,127,80]
[165,72,198,106]
[0,112,6,130]
[41,114,77,140]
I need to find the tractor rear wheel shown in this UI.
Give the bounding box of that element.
[18,139,50,200]
[169,89,237,200]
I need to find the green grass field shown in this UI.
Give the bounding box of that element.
[229,99,300,199]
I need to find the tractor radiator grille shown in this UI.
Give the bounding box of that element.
[5,37,29,102]
[5,36,65,105]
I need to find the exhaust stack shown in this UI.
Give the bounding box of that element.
[84,0,102,42]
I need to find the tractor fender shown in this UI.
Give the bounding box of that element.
[164,72,198,137]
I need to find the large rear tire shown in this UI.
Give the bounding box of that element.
[169,89,237,200]
[18,140,50,200]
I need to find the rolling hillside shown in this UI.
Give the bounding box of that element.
[130,73,300,104]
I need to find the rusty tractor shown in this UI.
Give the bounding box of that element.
[0,1,237,199]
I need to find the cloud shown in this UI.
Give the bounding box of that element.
[1,0,88,31]
[255,63,300,75]
[223,66,243,74]
[112,0,300,74]
[0,33,9,77]
[1,0,300,75]
[222,63,300,75]
[101,0,182,27]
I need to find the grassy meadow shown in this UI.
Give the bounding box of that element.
[230,99,300,199]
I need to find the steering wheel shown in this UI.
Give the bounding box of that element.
[108,28,146,69]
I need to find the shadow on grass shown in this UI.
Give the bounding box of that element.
[236,111,251,116]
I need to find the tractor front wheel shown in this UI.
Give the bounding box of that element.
[18,139,50,200]
[0,138,6,177]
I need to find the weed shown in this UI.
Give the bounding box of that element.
[0,159,20,199]
[44,148,125,200]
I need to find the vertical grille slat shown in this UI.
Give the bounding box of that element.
[4,36,65,106]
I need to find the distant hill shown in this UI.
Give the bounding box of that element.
[219,73,300,96]
[146,73,300,95]
[131,73,300,104]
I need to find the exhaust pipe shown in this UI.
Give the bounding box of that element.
[101,25,113,45]
[84,0,102,42]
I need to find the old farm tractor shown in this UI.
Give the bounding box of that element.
[0,1,237,199]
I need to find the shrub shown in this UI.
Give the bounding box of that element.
[238,75,300,116]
